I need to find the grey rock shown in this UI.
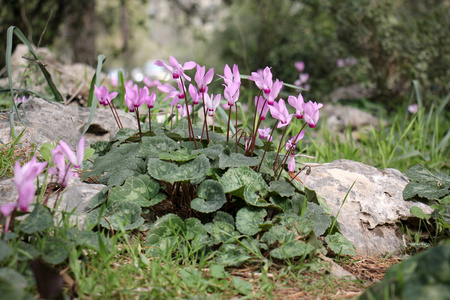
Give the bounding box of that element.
[301,159,433,257]
[320,104,380,134]
[0,97,138,148]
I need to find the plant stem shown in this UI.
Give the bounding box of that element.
[227,107,232,142]
[273,124,289,173]
[257,120,279,172]
[135,108,142,139]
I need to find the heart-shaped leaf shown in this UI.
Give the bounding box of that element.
[325,233,356,256]
[270,240,315,259]
[99,201,144,230]
[20,204,53,234]
[138,136,180,158]
[236,207,267,235]
[147,154,210,183]
[269,180,296,197]
[41,237,73,264]
[218,152,259,169]
[108,174,159,207]
[191,180,226,213]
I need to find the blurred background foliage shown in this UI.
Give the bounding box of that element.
[1,0,449,109]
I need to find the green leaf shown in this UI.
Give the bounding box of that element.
[138,136,180,158]
[0,240,13,263]
[218,152,259,168]
[243,179,270,207]
[147,154,210,183]
[20,204,53,234]
[219,167,268,202]
[403,164,450,201]
[108,174,159,207]
[17,243,39,261]
[0,267,29,300]
[269,195,292,212]
[99,201,144,230]
[213,211,234,227]
[232,277,253,295]
[215,244,250,266]
[87,189,109,209]
[179,267,203,289]
[145,214,185,256]
[191,180,227,213]
[209,264,228,279]
[204,221,240,245]
[236,207,267,235]
[270,240,315,259]
[410,206,431,220]
[303,202,333,236]
[325,233,356,256]
[83,148,95,161]
[42,237,73,265]
[39,143,55,162]
[159,149,199,162]
[192,144,224,160]
[268,180,296,197]
[75,230,111,252]
[185,218,207,240]
[148,193,166,206]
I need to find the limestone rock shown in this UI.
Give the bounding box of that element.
[0,97,137,148]
[302,159,433,256]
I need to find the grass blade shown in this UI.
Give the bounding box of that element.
[80,54,106,137]
[7,26,63,103]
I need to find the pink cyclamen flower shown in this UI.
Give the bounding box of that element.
[255,96,269,120]
[285,131,305,150]
[0,156,46,233]
[204,93,222,117]
[258,127,272,141]
[177,103,192,119]
[154,56,197,81]
[408,103,418,114]
[220,64,241,107]
[288,154,296,172]
[143,77,162,88]
[15,96,28,103]
[125,84,147,112]
[295,61,305,73]
[336,59,345,68]
[59,137,85,168]
[194,65,214,93]
[288,93,305,119]
[141,86,157,109]
[269,99,293,128]
[95,85,118,106]
[249,67,273,99]
[220,64,241,87]
[188,84,202,105]
[303,101,323,128]
[13,156,47,212]
[266,79,283,105]
[223,82,240,107]
[49,146,78,187]
[158,81,186,106]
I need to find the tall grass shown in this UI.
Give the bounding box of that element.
[305,83,450,172]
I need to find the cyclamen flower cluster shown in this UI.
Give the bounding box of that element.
[49,137,85,188]
[294,61,310,91]
[0,157,47,233]
[95,55,323,177]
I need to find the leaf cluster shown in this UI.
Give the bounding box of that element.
[82,119,355,263]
